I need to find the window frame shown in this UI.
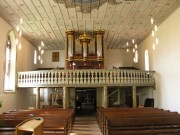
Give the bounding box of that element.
[4,30,17,93]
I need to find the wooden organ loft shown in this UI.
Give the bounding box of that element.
[17,29,155,109]
[66,30,104,69]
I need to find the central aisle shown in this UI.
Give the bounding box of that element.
[70,113,102,135]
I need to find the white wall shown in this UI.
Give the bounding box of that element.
[106,49,134,69]
[137,7,180,112]
[39,48,134,69]
[0,17,38,113]
[39,50,65,69]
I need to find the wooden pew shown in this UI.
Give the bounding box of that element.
[0,108,74,135]
[107,116,180,135]
[97,108,180,135]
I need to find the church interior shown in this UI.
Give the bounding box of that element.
[0,0,180,134]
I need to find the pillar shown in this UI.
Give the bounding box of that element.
[36,87,40,109]
[63,86,68,109]
[132,85,137,108]
[103,86,108,108]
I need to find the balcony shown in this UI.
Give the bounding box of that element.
[17,69,155,88]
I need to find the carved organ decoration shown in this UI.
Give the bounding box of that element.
[66,30,105,69]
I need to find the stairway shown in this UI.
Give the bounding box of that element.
[70,114,102,135]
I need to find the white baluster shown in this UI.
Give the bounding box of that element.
[123,71,126,84]
[113,70,115,84]
[94,71,97,84]
[143,72,145,83]
[91,71,94,84]
[19,73,21,85]
[76,71,80,84]
[47,72,50,84]
[99,71,102,84]
[54,71,57,84]
[87,70,90,84]
[29,73,33,84]
[109,71,112,84]
[62,71,64,84]
[105,71,109,84]
[83,70,85,84]
[40,72,43,84]
[120,71,123,83]
[73,71,76,84]
[102,70,105,84]
[21,73,23,85]
[145,71,148,83]
[58,71,60,84]
[117,70,120,83]
[127,70,129,84]
[141,72,143,83]
[138,71,141,84]
[80,71,83,84]
[133,71,136,84]
[69,71,72,84]
[129,71,132,84]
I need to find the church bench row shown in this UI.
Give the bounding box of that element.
[0,108,74,135]
[97,108,180,135]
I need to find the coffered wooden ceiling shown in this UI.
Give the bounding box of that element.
[0,0,179,50]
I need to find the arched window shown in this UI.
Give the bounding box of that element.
[145,50,149,71]
[4,31,17,92]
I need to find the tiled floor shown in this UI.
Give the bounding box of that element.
[70,113,102,135]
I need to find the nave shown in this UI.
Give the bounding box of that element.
[70,113,102,135]
[1,106,180,135]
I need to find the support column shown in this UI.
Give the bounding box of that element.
[103,86,108,108]
[36,87,40,109]
[67,88,70,108]
[63,86,67,109]
[132,85,137,108]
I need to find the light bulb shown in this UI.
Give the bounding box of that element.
[41,50,44,54]
[133,48,135,53]
[38,46,41,51]
[156,38,159,44]
[135,44,138,49]
[41,41,44,46]
[20,18,23,24]
[133,57,136,63]
[73,62,76,66]
[151,18,154,24]
[16,26,20,32]
[127,49,129,52]
[132,39,135,44]
[152,30,155,37]
[40,59,43,64]
[38,55,41,60]
[126,42,129,46]
[154,25,157,31]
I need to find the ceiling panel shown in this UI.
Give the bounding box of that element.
[0,0,179,50]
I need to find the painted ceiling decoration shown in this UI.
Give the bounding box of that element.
[0,0,179,50]
[53,0,125,13]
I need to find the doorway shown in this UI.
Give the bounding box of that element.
[75,88,97,114]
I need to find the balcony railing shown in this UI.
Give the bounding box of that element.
[17,69,155,88]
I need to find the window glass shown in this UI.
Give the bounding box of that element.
[34,50,37,64]
[4,31,16,92]
[145,50,149,71]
